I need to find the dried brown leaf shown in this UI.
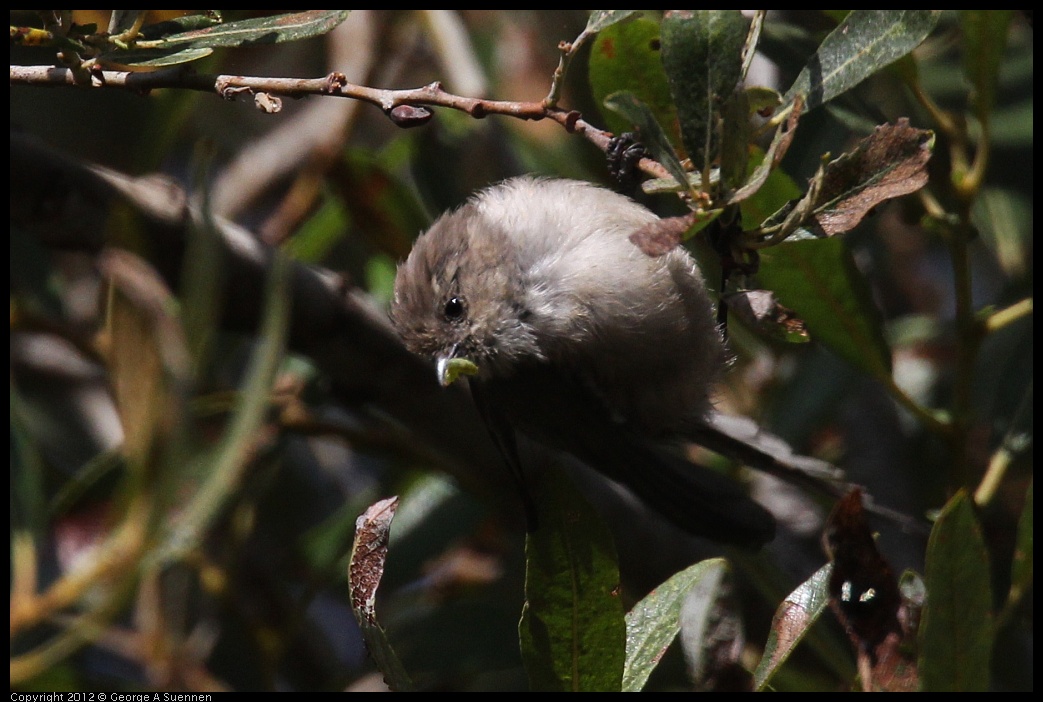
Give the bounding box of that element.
[813,119,933,236]
[348,496,398,626]
[629,211,711,256]
[823,489,917,692]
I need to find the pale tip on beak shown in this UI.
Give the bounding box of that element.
[437,355,479,387]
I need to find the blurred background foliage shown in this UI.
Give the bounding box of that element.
[9,10,1032,691]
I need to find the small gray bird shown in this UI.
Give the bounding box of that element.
[391,176,776,547]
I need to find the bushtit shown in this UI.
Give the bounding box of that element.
[391,177,775,547]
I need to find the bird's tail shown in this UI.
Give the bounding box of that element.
[580,433,776,548]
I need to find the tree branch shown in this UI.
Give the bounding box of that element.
[9,64,674,181]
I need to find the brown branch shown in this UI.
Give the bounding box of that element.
[210,12,377,220]
[9,64,543,115]
[9,64,673,181]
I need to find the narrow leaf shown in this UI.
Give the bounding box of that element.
[718,90,752,191]
[753,564,833,690]
[918,491,994,692]
[100,248,192,471]
[757,238,893,380]
[960,11,1015,122]
[623,558,728,691]
[98,11,349,68]
[661,10,751,170]
[142,10,350,50]
[10,391,49,539]
[519,470,625,692]
[728,95,801,206]
[97,47,214,68]
[349,497,415,692]
[784,10,941,114]
[679,561,745,691]
[182,149,225,374]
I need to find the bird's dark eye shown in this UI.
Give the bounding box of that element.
[443,296,465,321]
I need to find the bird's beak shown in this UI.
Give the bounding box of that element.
[436,354,479,387]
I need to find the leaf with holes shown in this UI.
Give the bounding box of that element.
[590,17,679,147]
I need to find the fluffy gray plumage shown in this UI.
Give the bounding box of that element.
[392,177,774,546]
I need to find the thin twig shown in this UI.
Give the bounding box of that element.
[9,64,674,181]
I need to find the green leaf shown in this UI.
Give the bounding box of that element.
[97,47,214,68]
[783,10,941,114]
[918,491,994,692]
[603,90,690,193]
[623,558,729,692]
[1009,480,1032,610]
[101,10,350,66]
[757,238,893,380]
[147,10,350,49]
[718,91,752,191]
[661,10,751,170]
[10,390,49,539]
[589,18,678,144]
[960,11,1015,123]
[519,469,626,691]
[754,564,833,690]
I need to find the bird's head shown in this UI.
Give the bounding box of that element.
[391,200,544,386]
